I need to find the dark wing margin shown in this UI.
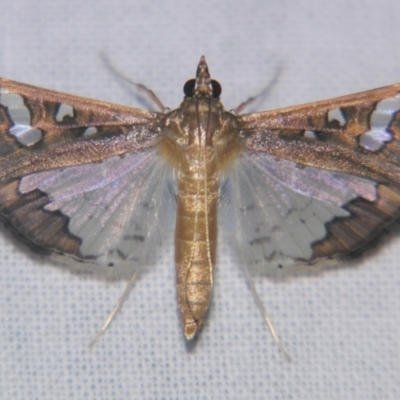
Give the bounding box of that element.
[0,179,82,256]
[236,84,400,263]
[312,184,400,259]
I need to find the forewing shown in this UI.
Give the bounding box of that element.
[228,85,400,274]
[0,79,174,270]
[239,84,400,182]
[0,78,160,183]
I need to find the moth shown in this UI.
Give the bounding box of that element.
[1,56,400,357]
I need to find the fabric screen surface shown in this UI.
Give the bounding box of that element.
[0,1,399,399]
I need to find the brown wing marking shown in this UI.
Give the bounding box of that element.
[312,184,400,259]
[242,127,400,186]
[0,78,155,126]
[239,84,400,183]
[0,78,160,183]
[0,180,81,256]
[239,84,400,139]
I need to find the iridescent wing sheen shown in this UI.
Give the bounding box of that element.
[0,79,175,268]
[227,85,400,276]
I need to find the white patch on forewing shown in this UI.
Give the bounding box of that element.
[83,127,98,136]
[328,108,346,126]
[55,103,74,122]
[0,91,43,146]
[304,130,317,139]
[360,94,400,151]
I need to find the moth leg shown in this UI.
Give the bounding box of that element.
[242,262,292,362]
[99,52,166,112]
[88,270,139,350]
[233,62,283,114]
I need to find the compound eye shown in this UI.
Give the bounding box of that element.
[183,79,196,97]
[211,80,222,98]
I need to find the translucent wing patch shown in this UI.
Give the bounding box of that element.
[0,150,176,269]
[221,152,379,278]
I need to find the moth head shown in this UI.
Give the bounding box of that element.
[183,56,222,99]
